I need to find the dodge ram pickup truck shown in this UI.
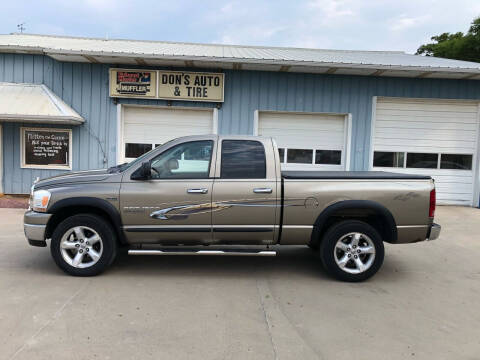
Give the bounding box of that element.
[24,135,441,281]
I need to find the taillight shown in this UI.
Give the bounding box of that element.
[429,188,436,218]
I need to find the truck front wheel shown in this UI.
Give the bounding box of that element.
[319,220,384,282]
[50,214,117,276]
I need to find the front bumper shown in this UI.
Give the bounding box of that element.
[427,223,441,241]
[24,211,52,247]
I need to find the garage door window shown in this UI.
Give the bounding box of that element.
[374,151,472,170]
[406,153,438,169]
[315,150,341,165]
[373,152,404,167]
[287,149,313,164]
[125,143,153,158]
[277,148,343,165]
[440,154,473,170]
[278,148,285,163]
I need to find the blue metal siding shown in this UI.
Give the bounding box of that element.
[0,55,119,193]
[1,53,480,193]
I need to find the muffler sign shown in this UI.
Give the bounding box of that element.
[110,69,224,102]
[110,70,157,98]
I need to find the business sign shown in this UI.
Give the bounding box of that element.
[21,128,72,170]
[109,69,157,98]
[157,71,224,102]
[109,69,224,102]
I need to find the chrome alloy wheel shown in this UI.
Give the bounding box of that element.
[60,226,103,268]
[334,232,376,274]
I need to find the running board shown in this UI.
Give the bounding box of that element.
[128,249,276,257]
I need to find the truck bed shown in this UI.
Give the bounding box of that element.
[281,171,431,180]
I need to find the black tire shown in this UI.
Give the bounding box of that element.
[308,243,319,251]
[50,214,117,276]
[319,220,384,282]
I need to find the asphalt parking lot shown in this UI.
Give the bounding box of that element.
[1,206,480,360]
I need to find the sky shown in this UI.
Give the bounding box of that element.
[1,0,479,54]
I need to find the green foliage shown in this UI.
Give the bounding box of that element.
[416,17,480,62]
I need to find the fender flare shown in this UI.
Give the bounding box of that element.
[312,200,397,244]
[47,197,127,244]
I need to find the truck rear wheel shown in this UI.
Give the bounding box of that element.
[319,220,384,282]
[50,214,117,276]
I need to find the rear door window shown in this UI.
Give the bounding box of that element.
[221,140,266,179]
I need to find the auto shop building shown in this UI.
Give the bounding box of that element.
[1,33,480,206]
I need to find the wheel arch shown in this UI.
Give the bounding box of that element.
[46,197,127,245]
[311,200,397,246]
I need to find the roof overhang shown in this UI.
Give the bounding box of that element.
[0,83,84,125]
[42,51,480,80]
[1,33,480,80]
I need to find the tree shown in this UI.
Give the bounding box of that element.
[416,17,480,63]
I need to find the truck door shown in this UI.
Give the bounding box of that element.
[211,138,279,244]
[120,138,216,244]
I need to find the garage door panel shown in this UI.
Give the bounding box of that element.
[435,183,473,193]
[376,112,478,123]
[125,119,212,128]
[373,98,479,206]
[260,128,344,137]
[259,112,347,171]
[416,169,474,178]
[260,120,344,131]
[374,133,475,144]
[122,106,214,162]
[375,127,476,140]
[376,120,478,131]
[374,145,475,154]
[436,194,472,204]
[376,100,478,113]
[374,139,476,149]
[265,135,345,147]
[436,198,472,205]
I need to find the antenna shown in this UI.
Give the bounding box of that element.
[17,22,26,33]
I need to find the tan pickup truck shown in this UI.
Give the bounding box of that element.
[24,135,440,281]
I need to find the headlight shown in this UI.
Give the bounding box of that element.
[31,190,51,213]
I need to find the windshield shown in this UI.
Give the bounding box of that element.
[108,139,177,173]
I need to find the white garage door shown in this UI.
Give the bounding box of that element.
[258,112,349,171]
[121,106,214,162]
[372,97,480,206]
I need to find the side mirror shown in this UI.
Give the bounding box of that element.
[131,161,152,180]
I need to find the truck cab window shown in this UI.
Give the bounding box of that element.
[150,140,213,179]
[221,140,266,179]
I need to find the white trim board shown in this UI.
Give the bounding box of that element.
[0,124,3,194]
[473,103,480,207]
[116,103,122,165]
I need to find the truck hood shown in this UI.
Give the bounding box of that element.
[34,169,113,189]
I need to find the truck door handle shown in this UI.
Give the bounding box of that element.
[253,188,272,194]
[187,188,208,194]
